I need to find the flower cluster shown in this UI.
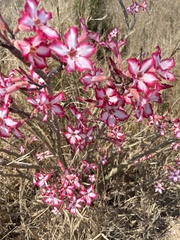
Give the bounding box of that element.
[33,160,98,215]
[126,0,147,14]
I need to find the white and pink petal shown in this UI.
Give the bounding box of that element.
[127,58,140,76]
[50,41,69,57]
[75,57,93,72]
[39,25,60,40]
[77,43,96,57]
[140,58,154,73]
[25,0,38,18]
[65,26,78,50]
[36,45,51,57]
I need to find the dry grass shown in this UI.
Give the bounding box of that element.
[0,0,180,239]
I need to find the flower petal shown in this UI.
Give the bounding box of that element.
[65,26,78,50]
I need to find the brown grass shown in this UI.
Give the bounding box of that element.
[0,0,180,239]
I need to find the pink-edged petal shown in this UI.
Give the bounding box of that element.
[143,103,153,117]
[0,88,6,97]
[77,43,96,57]
[27,97,38,106]
[107,115,116,127]
[105,88,116,97]
[18,14,34,31]
[64,132,71,139]
[51,92,65,103]
[142,73,159,86]
[51,104,64,116]
[50,41,69,57]
[38,9,52,24]
[109,96,119,104]
[147,90,161,103]
[0,107,8,118]
[33,55,47,69]
[129,88,141,101]
[4,118,18,128]
[157,68,175,81]
[14,40,31,56]
[80,73,92,85]
[69,105,82,120]
[101,111,108,122]
[65,26,78,50]
[76,57,93,71]
[159,59,175,70]
[66,126,73,134]
[127,58,140,76]
[31,34,44,47]
[140,58,154,73]
[40,92,48,104]
[137,81,148,93]
[66,58,76,72]
[12,128,24,138]
[88,192,97,199]
[36,45,51,57]
[114,109,129,121]
[70,136,77,145]
[95,88,105,98]
[0,125,10,137]
[85,196,93,205]
[25,0,38,18]
[39,25,60,39]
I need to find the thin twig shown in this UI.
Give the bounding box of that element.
[105,138,180,180]
[0,158,63,171]
[0,170,31,180]
[118,0,130,31]
[0,159,40,169]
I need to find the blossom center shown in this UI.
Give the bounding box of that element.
[34,17,41,26]
[30,46,36,55]
[69,48,77,59]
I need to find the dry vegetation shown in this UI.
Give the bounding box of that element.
[0,0,180,239]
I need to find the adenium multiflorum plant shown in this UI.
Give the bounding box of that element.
[0,0,179,215]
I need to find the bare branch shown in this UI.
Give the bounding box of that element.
[105,138,180,180]
[118,0,130,31]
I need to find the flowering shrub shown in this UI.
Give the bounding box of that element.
[0,0,179,216]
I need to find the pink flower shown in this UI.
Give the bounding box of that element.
[67,196,83,215]
[0,107,18,138]
[43,186,63,207]
[95,87,119,108]
[152,46,175,81]
[17,0,59,39]
[14,33,51,69]
[154,181,165,194]
[80,65,103,90]
[126,1,141,14]
[126,1,147,14]
[108,28,120,41]
[27,91,65,121]
[127,57,159,93]
[100,101,129,128]
[168,169,180,183]
[64,126,82,145]
[50,26,96,72]
[33,172,51,188]
[80,185,97,205]
[88,174,96,183]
